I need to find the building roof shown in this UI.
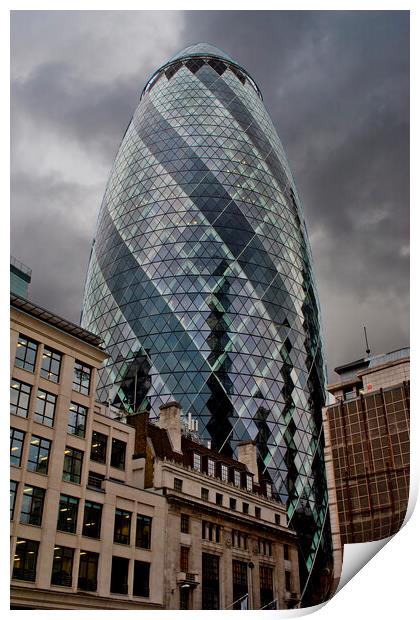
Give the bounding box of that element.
[11,293,105,349]
[334,346,410,381]
[169,43,234,64]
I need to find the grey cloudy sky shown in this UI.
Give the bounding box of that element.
[10,10,409,380]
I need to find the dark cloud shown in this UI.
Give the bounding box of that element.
[10,10,409,379]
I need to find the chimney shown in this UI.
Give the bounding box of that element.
[237,440,258,478]
[127,410,150,458]
[159,401,182,453]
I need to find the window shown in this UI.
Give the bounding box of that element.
[20,485,45,526]
[266,483,272,499]
[82,501,102,538]
[246,474,253,491]
[110,556,129,594]
[62,447,83,484]
[180,585,190,610]
[181,514,189,533]
[174,477,183,492]
[202,521,221,543]
[136,514,152,549]
[90,431,107,463]
[260,565,274,609]
[68,402,88,437]
[284,544,290,560]
[221,464,228,482]
[234,469,241,487]
[15,335,38,373]
[285,570,291,592]
[51,546,74,587]
[242,502,249,514]
[11,379,31,418]
[201,487,209,501]
[88,471,104,489]
[78,551,98,591]
[114,509,131,544]
[232,560,248,609]
[111,438,126,469]
[28,435,51,474]
[11,428,25,467]
[229,498,236,510]
[73,361,91,395]
[232,529,248,550]
[258,538,273,556]
[255,507,261,519]
[41,347,62,383]
[202,553,220,609]
[275,514,281,526]
[34,389,56,427]
[216,493,223,506]
[133,560,150,597]
[12,539,39,582]
[10,481,18,520]
[207,458,215,476]
[57,494,79,533]
[180,546,189,571]
[193,452,201,471]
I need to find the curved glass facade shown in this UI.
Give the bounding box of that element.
[81,44,332,604]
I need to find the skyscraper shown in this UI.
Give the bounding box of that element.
[81,43,332,604]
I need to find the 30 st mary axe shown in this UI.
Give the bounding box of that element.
[81,44,332,604]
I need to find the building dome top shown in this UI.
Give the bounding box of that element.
[169,43,235,64]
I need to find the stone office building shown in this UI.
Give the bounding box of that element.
[10,287,300,610]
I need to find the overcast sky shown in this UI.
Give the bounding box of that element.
[10,10,409,380]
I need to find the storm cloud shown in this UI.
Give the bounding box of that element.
[10,10,409,380]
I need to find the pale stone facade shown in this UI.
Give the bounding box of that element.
[10,295,300,610]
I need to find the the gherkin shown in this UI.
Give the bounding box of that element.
[81,43,332,605]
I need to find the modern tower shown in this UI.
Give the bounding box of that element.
[81,44,332,605]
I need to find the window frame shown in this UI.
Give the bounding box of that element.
[114,508,132,545]
[10,480,18,520]
[40,347,62,383]
[73,360,92,395]
[34,389,57,427]
[10,379,31,418]
[20,484,45,526]
[136,514,152,549]
[110,437,126,470]
[12,539,39,582]
[10,427,25,467]
[15,335,38,373]
[68,401,88,437]
[78,550,99,591]
[90,431,108,464]
[27,435,51,475]
[62,446,84,484]
[51,546,74,587]
[57,494,79,533]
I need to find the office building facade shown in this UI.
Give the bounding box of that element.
[81,44,332,603]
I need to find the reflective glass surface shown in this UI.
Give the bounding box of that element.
[81,44,331,602]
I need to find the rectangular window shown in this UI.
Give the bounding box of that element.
[34,389,56,427]
[12,539,39,582]
[27,435,51,474]
[275,514,281,526]
[180,546,189,572]
[285,570,291,592]
[114,508,131,544]
[88,471,104,489]
[201,487,209,501]
[258,538,273,556]
[260,565,274,609]
[202,521,221,543]
[255,507,261,519]
[41,347,62,383]
[232,529,248,550]
[133,560,150,597]
[202,553,220,609]
[110,438,126,470]
[78,551,99,591]
[221,464,228,482]
[216,493,223,506]
[193,452,201,471]
[242,502,249,514]
[62,447,83,484]
[82,501,102,538]
[174,477,183,492]
[110,556,129,594]
[284,544,290,560]
[10,428,25,467]
[181,513,189,533]
[136,514,152,549]
[73,361,92,395]
[207,458,215,476]
[234,469,241,487]
[246,474,253,491]
[57,494,79,533]
[90,431,107,463]
[10,480,18,520]
[15,335,38,373]
[10,379,31,418]
[20,485,45,526]
[51,546,74,587]
[68,402,88,437]
[180,585,190,610]
[229,498,236,510]
[232,560,248,609]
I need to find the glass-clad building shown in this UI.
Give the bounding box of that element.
[81,44,332,605]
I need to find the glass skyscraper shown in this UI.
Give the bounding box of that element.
[81,43,332,604]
